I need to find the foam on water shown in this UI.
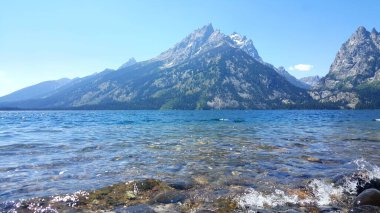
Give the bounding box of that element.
[239,159,380,210]
[307,179,344,206]
[238,188,307,209]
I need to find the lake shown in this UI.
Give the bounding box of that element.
[1,110,380,212]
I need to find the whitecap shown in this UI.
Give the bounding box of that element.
[219,118,229,121]
[59,170,67,175]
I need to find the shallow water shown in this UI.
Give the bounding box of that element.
[1,110,380,211]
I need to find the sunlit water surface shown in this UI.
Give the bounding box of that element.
[1,110,380,211]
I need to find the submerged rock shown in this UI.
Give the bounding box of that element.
[168,180,194,190]
[75,179,167,210]
[304,156,323,163]
[116,204,156,213]
[154,191,187,204]
[353,188,380,207]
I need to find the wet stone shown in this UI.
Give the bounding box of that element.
[116,204,156,213]
[357,179,380,195]
[214,198,238,213]
[353,188,380,207]
[168,180,194,190]
[349,205,380,213]
[196,210,216,213]
[283,209,302,213]
[154,191,187,204]
[224,178,255,187]
[134,179,161,191]
[319,207,343,212]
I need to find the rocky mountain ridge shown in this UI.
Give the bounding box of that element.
[0,24,313,109]
[0,25,379,109]
[311,26,380,108]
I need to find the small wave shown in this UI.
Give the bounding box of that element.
[116,120,135,125]
[233,119,245,123]
[209,118,229,122]
[239,188,305,209]
[239,158,380,210]
[24,129,64,133]
[238,179,344,209]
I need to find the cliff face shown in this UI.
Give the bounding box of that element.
[311,27,380,108]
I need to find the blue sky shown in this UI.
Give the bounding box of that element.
[0,0,379,96]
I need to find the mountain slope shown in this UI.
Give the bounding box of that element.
[0,24,313,109]
[0,78,71,103]
[300,76,321,88]
[275,67,310,89]
[311,26,380,108]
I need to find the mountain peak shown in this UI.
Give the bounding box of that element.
[371,28,378,34]
[118,57,137,70]
[319,25,380,91]
[357,26,367,32]
[190,23,215,41]
[354,26,370,38]
[156,24,264,67]
[228,32,262,62]
[155,24,218,65]
[200,23,214,33]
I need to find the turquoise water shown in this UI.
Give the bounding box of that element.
[1,110,380,210]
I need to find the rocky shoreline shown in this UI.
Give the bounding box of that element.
[2,173,380,213]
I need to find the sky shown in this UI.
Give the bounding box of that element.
[0,0,379,96]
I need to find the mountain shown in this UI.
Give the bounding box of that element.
[0,78,71,103]
[118,57,137,70]
[300,75,321,88]
[310,26,380,108]
[0,24,313,110]
[275,67,310,89]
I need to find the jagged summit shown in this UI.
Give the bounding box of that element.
[228,32,262,62]
[356,26,367,33]
[156,24,263,67]
[155,24,218,65]
[311,26,380,108]
[319,26,380,89]
[197,23,215,36]
[118,57,137,70]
